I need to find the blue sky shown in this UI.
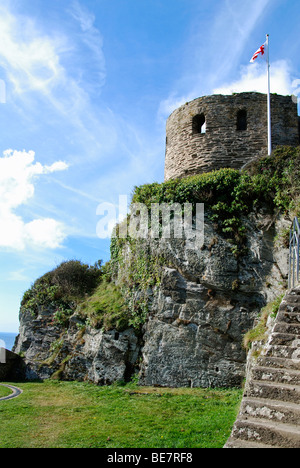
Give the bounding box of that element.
[0,0,299,333]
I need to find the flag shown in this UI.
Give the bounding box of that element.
[250,43,266,63]
[249,35,272,155]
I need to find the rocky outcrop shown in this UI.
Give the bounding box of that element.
[136,213,290,387]
[13,212,290,388]
[13,308,140,384]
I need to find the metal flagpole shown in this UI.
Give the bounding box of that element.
[266,34,272,156]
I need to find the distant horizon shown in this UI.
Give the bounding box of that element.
[0,331,18,335]
[0,331,18,352]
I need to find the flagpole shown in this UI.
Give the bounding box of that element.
[266,34,272,156]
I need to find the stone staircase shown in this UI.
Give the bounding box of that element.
[225,286,300,448]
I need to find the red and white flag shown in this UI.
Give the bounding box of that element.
[250,43,266,63]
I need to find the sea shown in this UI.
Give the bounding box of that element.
[0,332,18,351]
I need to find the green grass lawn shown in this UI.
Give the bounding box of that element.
[0,385,13,399]
[0,380,242,448]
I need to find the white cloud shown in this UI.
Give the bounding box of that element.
[7,269,30,282]
[45,161,69,173]
[159,60,300,121]
[212,60,300,110]
[213,60,296,95]
[0,150,68,251]
[24,219,66,249]
[292,79,300,98]
[158,93,195,122]
[0,2,107,136]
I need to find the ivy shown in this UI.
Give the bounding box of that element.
[131,146,300,255]
[115,239,165,331]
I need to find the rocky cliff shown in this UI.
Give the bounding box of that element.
[13,211,289,387]
[13,147,299,388]
[116,209,291,387]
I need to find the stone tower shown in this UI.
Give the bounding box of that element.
[164,92,299,181]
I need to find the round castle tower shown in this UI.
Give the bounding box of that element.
[164,92,299,181]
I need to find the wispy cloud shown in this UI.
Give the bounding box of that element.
[68,0,106,93]
[158,0,272,119]
[0,1,109,152]
[0,4,66,96]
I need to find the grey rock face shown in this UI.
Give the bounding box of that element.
[139,272,257,387]
[13,309,140,384]
[134,213,289,388]
[13,213,289,388]
[64,326,140,385]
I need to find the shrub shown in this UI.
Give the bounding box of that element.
[131,146,300,251]
[50,260,102,298]
[21,260,103,326]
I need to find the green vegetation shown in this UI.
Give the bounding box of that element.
[131,146,300,251]
[247,145,300,217]
[75,246,165,332]
[77,280,128,331]
[21,260,103,326]
[243,293,285,351]
[110,239,165,330]
[0,380,242,448]
[0,385,13,399]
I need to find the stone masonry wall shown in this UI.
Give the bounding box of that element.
[164,92,299,181]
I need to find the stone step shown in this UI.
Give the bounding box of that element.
[273,322,300,336]
[282,291,300,305]
[277,311,300,324]
[288,287,300,296]
[281,303,300,314]
[265,344,300,359]
[224,288,300,449]
[231,417,300,448]
[224,437,280,449]
[240,397,300,425]
[258,355,300,371]
[252,366,300,386]
[278,300,300,313]
[268,332,300,347]
[247,380,300,403]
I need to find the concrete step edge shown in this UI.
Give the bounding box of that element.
[241,396,300,412]
[232,417,300,448]
[277,313,300,323]
[265,344,300,358]
[268,332,300,346]
[240,397,300,424]
[250,379,300,392]
[247,380,300,403]
[274,322,300,333]
[234,417,300,435]
[224,437,280,449]
[257,356,300,370]
[253,365,300,378]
